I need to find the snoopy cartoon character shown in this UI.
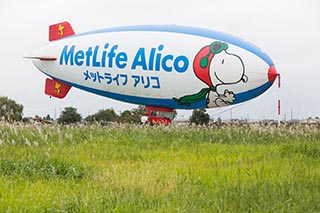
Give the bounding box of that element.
[174,41,248,107]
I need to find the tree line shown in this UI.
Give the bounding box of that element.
[0,96,210,125]
[58,106,146,124]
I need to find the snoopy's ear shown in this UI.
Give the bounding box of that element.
[242,75,248,83]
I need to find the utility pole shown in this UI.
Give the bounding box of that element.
[277,74,281,127]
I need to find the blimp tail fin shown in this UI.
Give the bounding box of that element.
[44,78,72,99]
[49,21,75,41]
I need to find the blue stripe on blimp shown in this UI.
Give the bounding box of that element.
[55,76,273,109]
[69,25,274,66]
[233,81,273,104]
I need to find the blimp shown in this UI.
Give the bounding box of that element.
[28,21,278,124]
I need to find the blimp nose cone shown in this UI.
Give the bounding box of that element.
[268,65,278,83]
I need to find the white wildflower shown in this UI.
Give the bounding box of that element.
[33,141,39,147]
[25,138,31,147]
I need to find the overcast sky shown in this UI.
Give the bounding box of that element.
[0,0,319,121]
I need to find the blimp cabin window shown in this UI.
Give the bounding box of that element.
[150,110,174,120]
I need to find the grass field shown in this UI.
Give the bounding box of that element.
[0,122,320,212]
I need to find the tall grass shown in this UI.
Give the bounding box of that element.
[0,122,319,212]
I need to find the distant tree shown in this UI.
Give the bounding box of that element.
[86,108,118,124]
[45,114,52,121]
[57,107,82,124]
[131,105,146,117]
[22,117,31,123]
[189,108,209,125]
[118,110,141,123]
[0,96,23,122]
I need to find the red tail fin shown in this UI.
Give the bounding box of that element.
[49,21,75,41]
[45,78,71,99]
